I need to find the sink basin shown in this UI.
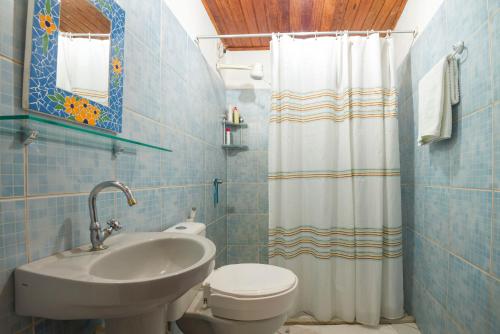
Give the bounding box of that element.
[15,232,216,322]
[90,237,206,280]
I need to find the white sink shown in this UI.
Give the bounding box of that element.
[15,232,216,334]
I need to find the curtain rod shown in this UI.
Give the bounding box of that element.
[59,31,111,37]
[196,29,418,41]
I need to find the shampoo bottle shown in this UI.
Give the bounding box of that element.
[227,105,233,123]
[233,107,240,124]
[225,127,231,145]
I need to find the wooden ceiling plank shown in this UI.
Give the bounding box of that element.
[278,0,290,33]
[311,0,326,32]
[300,0,314,32]
[200,0,235,49]
[342,0,362,30]
[215,0,244,48]
[362,0,386,29]
[373,0,399,29]
[289,0,302,33]
[60,0,110,34]
[265,0,281,34]
[239,0,265,46]
[385,0,408,29]
[319,0,337,31]
[252,0,272,47]
[200,0,408,51]
[226,0,253,48]
[331,0,349,30]
[76,7,107,34]
[350,0,373,29]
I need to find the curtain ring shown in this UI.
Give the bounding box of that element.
[314,31,318,40]
[387,29,392,38]
[366,30,369,37]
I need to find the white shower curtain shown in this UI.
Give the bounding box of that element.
[56,35,110,106]
[268,34,404,325]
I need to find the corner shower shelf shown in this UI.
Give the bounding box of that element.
[0,114,172,156]
[222,144,248,150]
[223,121,248,128]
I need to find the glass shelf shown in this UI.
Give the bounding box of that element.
[223,121,248,128]
[0,114,172,156]
[222,144,248,150]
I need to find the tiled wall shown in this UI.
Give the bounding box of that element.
[225,89,270,264]
[397,0,499,333]
[0,0,227,333]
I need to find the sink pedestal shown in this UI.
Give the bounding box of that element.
[106,305,166,334]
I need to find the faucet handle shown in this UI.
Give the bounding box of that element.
[106,219,122,231]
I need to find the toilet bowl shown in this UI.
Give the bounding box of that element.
[164,222,298,334]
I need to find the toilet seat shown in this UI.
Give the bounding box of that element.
[203,264,298,321]
[208,263,296,298]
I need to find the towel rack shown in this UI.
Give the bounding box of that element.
[448,41,465,59]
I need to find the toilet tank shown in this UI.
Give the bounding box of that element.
[164,222,214,321]
[164,222,206,237]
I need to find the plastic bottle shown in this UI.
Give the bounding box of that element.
[233,107,240,124]
[227,104,233,123]
[225,127,231,145]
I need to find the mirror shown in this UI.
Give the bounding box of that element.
[23,0,125,133]
[56,0,112,106]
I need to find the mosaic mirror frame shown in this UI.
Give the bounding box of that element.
[22,0,125,133]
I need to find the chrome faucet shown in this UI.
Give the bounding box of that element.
[88,181,137,251]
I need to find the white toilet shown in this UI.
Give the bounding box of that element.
[164,222,298,334]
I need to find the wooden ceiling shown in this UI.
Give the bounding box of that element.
[201,0,408,50]
[60,0,111,35]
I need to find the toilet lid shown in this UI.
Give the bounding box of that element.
[207,264,297,298]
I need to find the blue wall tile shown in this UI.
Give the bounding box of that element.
[399,1,498,331]
[225,89,270,263]
[118,0,161,54]
[116,189,163,232]
[206,216,227,255]
[413,285,447,334]
[0,59,23,115]
[420,237,449,306]
[450,108,492,189]
[0,200,31,333]
[122,32,161,122]
[445,0,488,44]
[27,126,116,195]
[0,0,27,62]
[493,104,500,188]
[454,24,491,117]
[0,1,228,332]
[227,214,260,244]
[410,6,448,93]
[227,245,259,264]
[449,189,492,270]
[0,129,24,198]
[29,193,115,261]
[447,255,498,333]
[493,192,500,277]
[424,187,449,247]
[160,3,188,80]
[493,13,500,102]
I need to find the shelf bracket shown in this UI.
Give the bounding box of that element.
[20,127,39,145]
[112,143,136,158]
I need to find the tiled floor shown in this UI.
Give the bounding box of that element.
[277,323,421,334]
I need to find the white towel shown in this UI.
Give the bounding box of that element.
[417,56,459,146]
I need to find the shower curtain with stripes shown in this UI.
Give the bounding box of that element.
[268,34,404,325]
